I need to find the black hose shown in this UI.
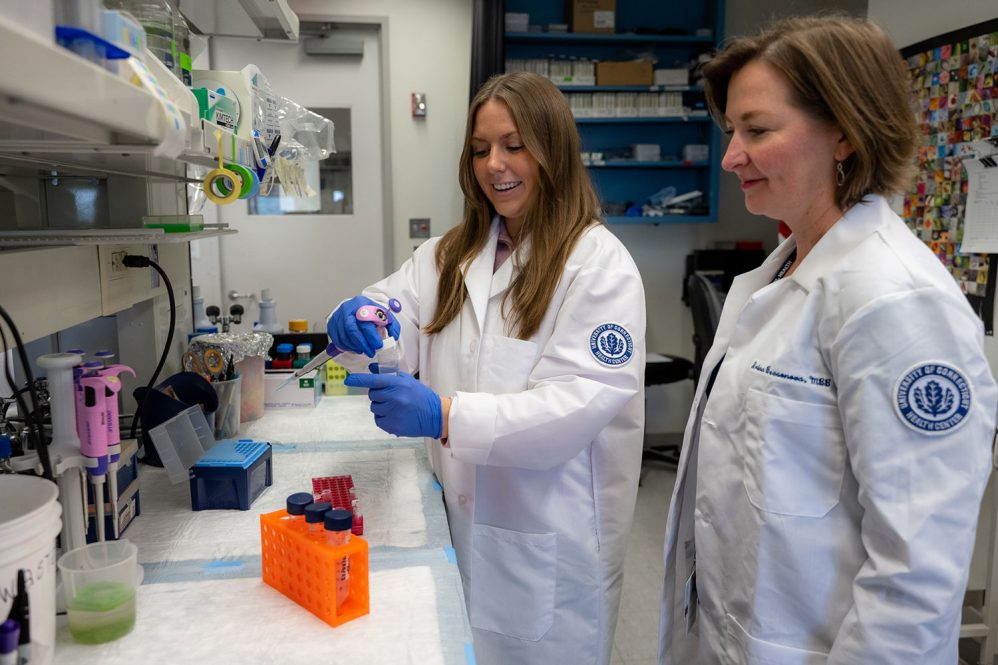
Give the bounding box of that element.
[123,256,176,443]
[0,305,54,481]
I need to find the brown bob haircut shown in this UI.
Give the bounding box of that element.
[424,72,601,340]
[702,15,917,210]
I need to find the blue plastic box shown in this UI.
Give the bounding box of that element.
[189,439,273,511]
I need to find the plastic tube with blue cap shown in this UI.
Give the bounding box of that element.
[0,619,19,665]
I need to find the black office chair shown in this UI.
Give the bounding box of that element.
[641,353,694,466]
[686,273,726,385]
[642,273,726,467]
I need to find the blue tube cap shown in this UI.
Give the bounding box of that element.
[304,501,332,524]
[276,343,294,353]
[0,619,19,654]
[286,492,313,516]
[323,509,353,532]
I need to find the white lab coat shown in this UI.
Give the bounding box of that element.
[658,195,998,664]
[341,217,646,665]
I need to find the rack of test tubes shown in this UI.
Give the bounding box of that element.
[260,494,369,627]
[311,475,364,535]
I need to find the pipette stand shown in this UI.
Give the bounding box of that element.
[34,353,91,553]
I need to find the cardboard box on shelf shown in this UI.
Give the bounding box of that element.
[567,0,615,34]
[654,68,690,87]
[596,60,653,86]
[505,12,529,32]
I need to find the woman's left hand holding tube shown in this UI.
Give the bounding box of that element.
[345,372,444,439]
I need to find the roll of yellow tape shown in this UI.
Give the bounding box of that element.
[204,168,242,205]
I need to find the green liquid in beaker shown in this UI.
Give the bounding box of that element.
[67,581,136,644]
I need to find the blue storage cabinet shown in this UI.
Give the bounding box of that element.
[503,0,725,224]
[189,439,273,511]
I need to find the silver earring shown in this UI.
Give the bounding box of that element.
[836,161,845,187]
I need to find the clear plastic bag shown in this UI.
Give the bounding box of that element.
[277,96,336,162]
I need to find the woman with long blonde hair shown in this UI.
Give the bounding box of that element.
[332,72,647,665]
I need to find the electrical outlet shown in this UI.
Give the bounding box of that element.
[98,244,153,315]
[111,250,127,273]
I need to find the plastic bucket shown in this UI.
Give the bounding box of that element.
[0,475,63,665]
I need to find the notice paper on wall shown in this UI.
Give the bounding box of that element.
[960,138,998,254]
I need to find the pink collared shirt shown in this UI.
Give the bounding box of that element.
[494,218,514,273]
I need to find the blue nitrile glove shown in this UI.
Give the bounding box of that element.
[344,371,443,439]
[327,296,401,358]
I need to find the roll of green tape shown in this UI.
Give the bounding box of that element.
[221,164,255,199]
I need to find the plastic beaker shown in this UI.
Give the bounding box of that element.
[57,541,139,645]
[211,375,241,439]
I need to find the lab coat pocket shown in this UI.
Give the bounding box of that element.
[478,335,538,394]
[726,614,828,665]
[744,388,845,518]
[470,524,557,641]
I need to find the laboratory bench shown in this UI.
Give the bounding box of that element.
[53,396,473,665]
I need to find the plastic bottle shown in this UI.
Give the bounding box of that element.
[292,343,313,369]
[191,285,214,331]
[55,0,104,63]
[323,509,353,608]
[93,350,115,366]
[254,289,284,334]
[272,343,294,370]
[174,9,192,86]
[304,502,332,536]
[284,492,313,529]
[107,0,176,75]
[375,337,399,375]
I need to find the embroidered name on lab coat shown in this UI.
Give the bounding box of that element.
[894,362,972,435]
[590,323,633,366]
[749,361,834,389]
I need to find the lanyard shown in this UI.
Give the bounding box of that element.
[772,249,797,282]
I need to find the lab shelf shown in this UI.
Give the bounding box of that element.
[0,226,236,248]
[505,31,714,45]
[605,214,716,224]
[0,15,166,147]
[585,160,710,168]
[574,115,711,123]
[0,16,257,176]
[558,84,704,92]
[503,0,723,224]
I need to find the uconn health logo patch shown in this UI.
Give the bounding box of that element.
[894,362,972,435]
[590,323,633,367]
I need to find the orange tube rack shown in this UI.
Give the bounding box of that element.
[260,509,370,627]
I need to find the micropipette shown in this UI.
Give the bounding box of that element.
[99,365,135,539]
[79,375,111,542]
[276,298,402,392]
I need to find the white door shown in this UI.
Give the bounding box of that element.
[192,25,386,333]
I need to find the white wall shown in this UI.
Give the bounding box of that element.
[868,0,996,48]
[290,0,472,271]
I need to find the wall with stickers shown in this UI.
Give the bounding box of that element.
[899,18,998,333]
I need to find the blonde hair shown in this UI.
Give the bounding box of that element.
[424,72,602,340]
[702,15,917,210]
